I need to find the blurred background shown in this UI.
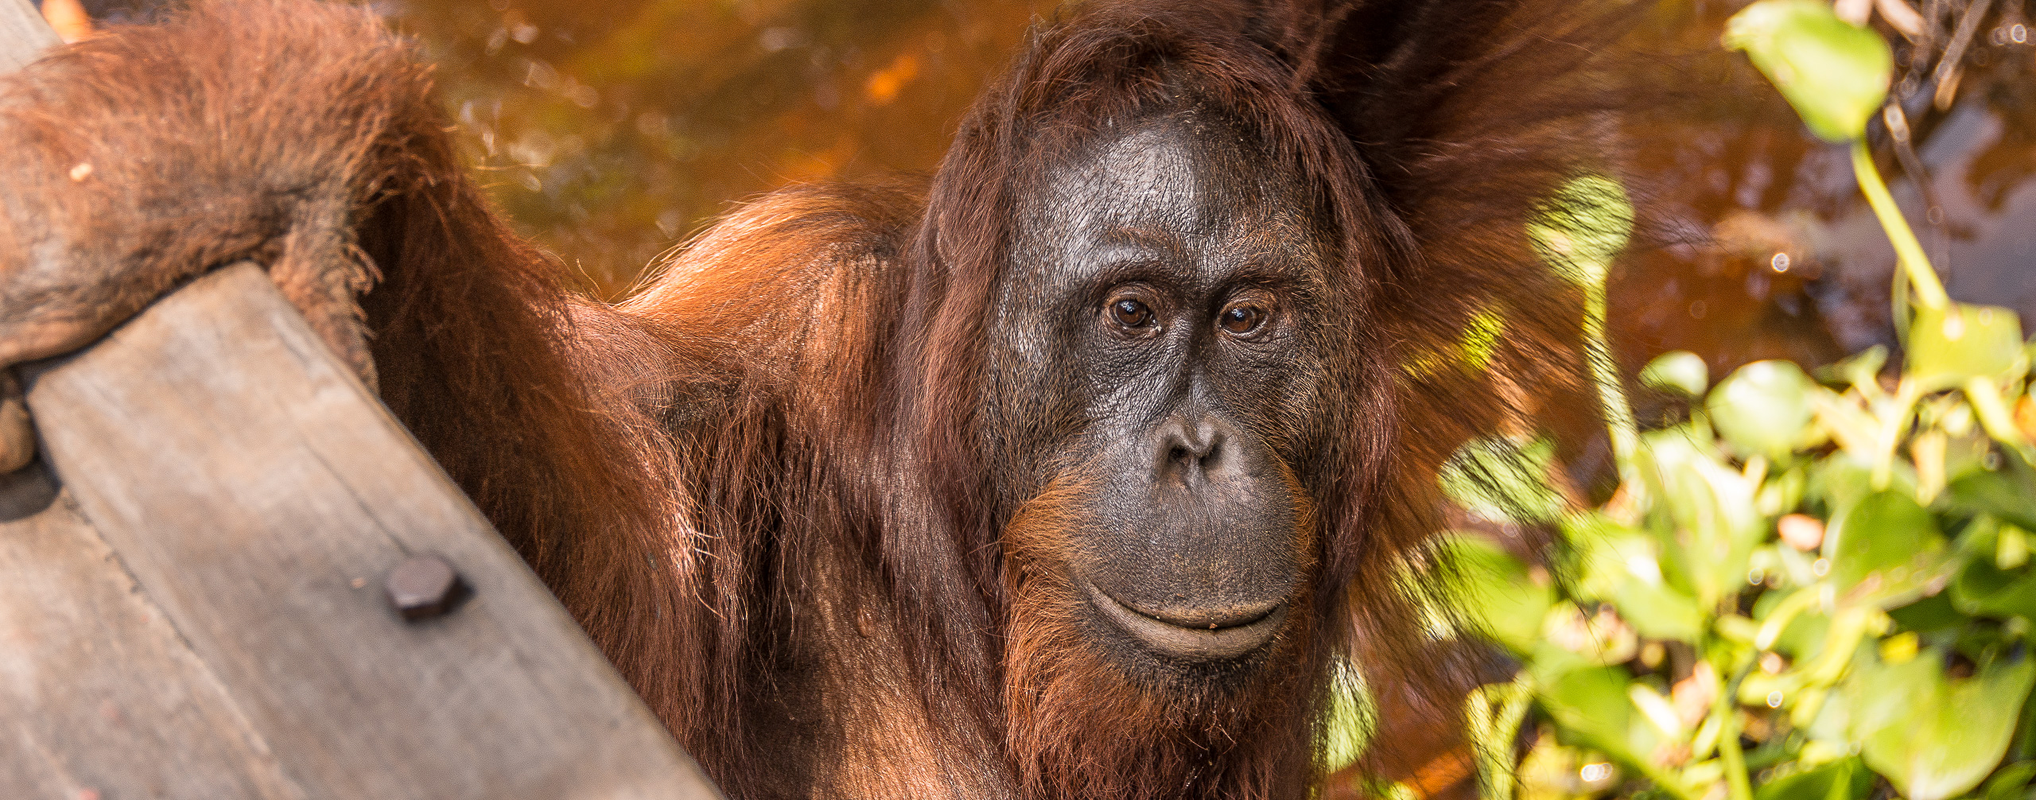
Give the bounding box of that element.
[36,0,2036,380]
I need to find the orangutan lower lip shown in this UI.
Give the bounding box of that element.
[1084,581,1286,661]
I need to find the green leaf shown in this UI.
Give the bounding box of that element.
[1851,649,2036,800]
[1576,524,1708,641]
[1529,174,1634,291]
[1817,345,1889,395]
[1827,490,1951,608]
[1402,304,1508,379]
[1980,759,2036,800]
[1709,360,1818,460]
[1771,608,1832,660]
[1885,592,1965,633]
[1754,757,1872,800]
[1723,0,1893,143]
[1322,659,1375,772]
[1808,453,1890,523]
[1907,303,2029,389]
[1950,553,2036,623]
[1608,571,1707,642]
[1943,430,1999,484]
[1642,350,1710,397]
[1946,470,2036,532]
[1440,436,1567,525]
[1752,587,1834,657]
[1537,665,1653,764]
[1646,429,1765,607]
[1457,306,1505,374]
[1433,534,1555,654]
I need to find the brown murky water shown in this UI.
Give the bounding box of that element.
[367,0,2036,387]
[385,0,1058,295]
[1614,0,2036,373]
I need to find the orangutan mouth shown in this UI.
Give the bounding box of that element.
[1083,579,1287,662]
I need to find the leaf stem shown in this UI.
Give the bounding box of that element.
[1716,659,1758,800]
[1583,281,1645,497]
[1851,140,1950,312]
[1871,381,1925,490]
[1966,375,2036,462]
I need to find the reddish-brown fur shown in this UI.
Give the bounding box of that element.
[0,0,1632,797]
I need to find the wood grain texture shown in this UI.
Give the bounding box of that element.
[13,264,723,799]
[0,465,306,800]
[0,0,57,72]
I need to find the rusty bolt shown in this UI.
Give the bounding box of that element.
[384,553,467,621]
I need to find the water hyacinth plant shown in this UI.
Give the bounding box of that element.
[1377,1,2036,799]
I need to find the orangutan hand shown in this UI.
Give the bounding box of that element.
[0,2,402,472]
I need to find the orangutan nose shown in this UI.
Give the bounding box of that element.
[1153,414,1233,485]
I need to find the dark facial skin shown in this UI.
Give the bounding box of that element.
[987,110,1332,684]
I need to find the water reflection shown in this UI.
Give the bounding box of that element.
[391,0,1056,296]
[1618,0,2036,378]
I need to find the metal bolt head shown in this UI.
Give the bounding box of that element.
[384,553,467,621]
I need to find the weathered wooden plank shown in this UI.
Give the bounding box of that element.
[18,264,722,799]
[0,0,57,72]
[0,465,307,800]
[0,11,296,796]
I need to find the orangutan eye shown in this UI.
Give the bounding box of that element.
[1107,297,1155,330]
[1219,304,1265,335]
[1218,290,1278,338]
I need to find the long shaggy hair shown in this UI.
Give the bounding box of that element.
[0,0,1636,797]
